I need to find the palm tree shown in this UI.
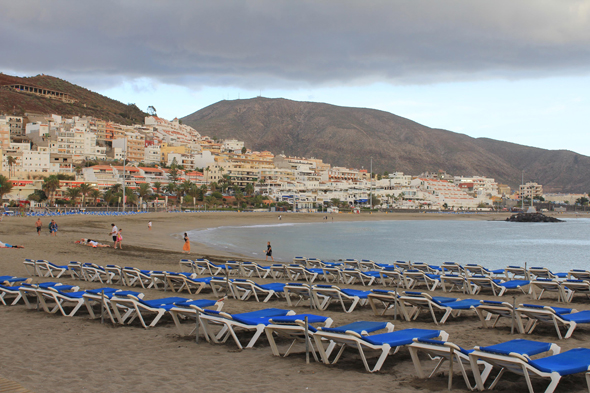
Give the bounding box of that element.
[89,189,101,206]
[138,181,151,196]
[0,175,13,201]
[204,195,214,209]
[234,190,244,205]
[110,183,122,194]
[66,187,82,206]
[103,189,116,206]
[124,188,138,206]
[43,175,60,204]
[178,180,193,204]
[244,183,254,196]
[6,156,16,178]
[209,182,218,192]
[153,181,162,195]
[186,184,200,206]
[78,183,93,206]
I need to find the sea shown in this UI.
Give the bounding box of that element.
[189,217,590,272]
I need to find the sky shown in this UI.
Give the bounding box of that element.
[1,1,590,154]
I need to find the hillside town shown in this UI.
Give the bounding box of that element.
[0,113,584,211]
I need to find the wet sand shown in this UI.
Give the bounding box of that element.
[0,211,588,393]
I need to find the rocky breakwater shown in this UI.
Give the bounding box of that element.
[506,213,563,223]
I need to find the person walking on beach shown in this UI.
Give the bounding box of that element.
[49,219,58,236]
[114,228,123,249]
[35,218,42,236]
[182,232,190,254]
[109,223,118,246]
[265,241,273,261]
[148,221,152,230]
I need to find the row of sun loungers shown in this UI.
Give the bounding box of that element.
[3,274,590,392]
[20,258,590,339]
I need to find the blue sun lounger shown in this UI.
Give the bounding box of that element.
[110,294,194,328]
[469,343,589,393]
[516,304,590,339]
[168,298,225,336]
[164,272,213,295]
[231,279,285,302]
[400,291,480,324]
[198,308,295,349]
[311,285,371,313]
[264,314,336,360]
[82,287,145,321]
[468,276,530,296]
[412,338,560,391]
[312,327,449,372]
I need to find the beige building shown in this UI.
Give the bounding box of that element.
[519,182,543,199]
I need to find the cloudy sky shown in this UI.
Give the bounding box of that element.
[2,1,590,154]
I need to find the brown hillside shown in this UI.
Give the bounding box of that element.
[183,97,590,193]
[0,73,146,125]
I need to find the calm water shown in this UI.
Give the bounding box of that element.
[190,218,590,271]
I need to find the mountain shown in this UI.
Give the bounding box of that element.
[182,97,590,193]
[0,73,147,125]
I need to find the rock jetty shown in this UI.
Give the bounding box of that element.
[506,213,562,223]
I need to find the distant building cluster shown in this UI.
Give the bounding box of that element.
[1,112,559,210]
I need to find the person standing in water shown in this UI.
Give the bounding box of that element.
[182,232,190,254]
[265,241,273,261]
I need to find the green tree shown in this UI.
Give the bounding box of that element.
[234,190,244,206]
[78,183,93,206]
[244,183,254,196]
[66,187,82,206]
[110,183,122,194]
[138,183,151,202]
[42,175,60,204]
[89,189,101,206]
[153,181,162,195]
[0,175,13,201]
[6,156,16,178]
[204,195,214,209]
[241,146,247,154]
[27,189,47,203]
[124,187,138,206]
[209,182,218,192]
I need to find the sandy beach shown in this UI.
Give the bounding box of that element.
[1,211,589,393]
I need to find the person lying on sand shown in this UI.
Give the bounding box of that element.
[0,242,24,248]
[74,239,111,248]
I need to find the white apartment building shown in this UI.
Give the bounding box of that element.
[222,139,244,152]
[454,176,499,197]
[144,144,161,164]
[411,178,478,208]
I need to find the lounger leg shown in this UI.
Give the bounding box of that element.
[369,344,392,373]
[312,335,330,364]
[265,328,281,357]
[245,325,265,348]
[487,368,505,390]
[552,317,563,340]
[468,355,485,391]
[408,346,425,378]
[564,321,576,339]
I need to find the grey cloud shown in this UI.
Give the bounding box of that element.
[1,0,589,89]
